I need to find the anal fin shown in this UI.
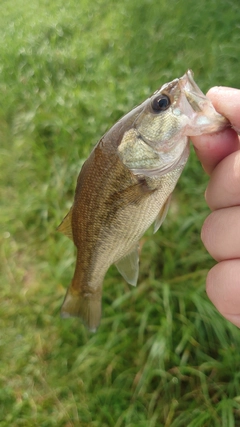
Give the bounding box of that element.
[115,245,139,287]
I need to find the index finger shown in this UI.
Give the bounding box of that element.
[191,87,240,175]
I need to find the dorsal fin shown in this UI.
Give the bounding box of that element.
[57,207,73,241]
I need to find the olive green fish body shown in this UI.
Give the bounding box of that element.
[60,137,187,330]
[58,70,228,331]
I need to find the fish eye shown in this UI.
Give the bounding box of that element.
[151,94,171,112]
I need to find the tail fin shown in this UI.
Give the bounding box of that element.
[61,287,102,333]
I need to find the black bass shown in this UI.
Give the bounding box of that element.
[58,70,228,331]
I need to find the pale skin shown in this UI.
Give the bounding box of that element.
[191,86,240,328]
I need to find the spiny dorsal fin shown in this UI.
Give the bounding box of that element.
[115,245,139,287]
[153,194,172,234]
[57,207,73,241]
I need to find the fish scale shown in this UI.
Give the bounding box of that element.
[58,70,229,331]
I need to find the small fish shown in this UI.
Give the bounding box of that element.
[58,70,228,332]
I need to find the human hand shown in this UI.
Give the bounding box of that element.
[191,87,240,327]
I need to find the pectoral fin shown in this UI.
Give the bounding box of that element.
[115,245,139,286]
[154,195,172,233]
[57,207,73,241]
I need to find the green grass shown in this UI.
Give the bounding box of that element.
[1,0,240,425]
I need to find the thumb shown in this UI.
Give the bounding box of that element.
[191,87,240,175]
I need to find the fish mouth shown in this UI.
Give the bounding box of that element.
[178,70,229,135]
[180,70,206,112]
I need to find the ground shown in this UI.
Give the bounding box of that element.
[1,0,240,425]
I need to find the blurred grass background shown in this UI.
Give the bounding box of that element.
[1,0,240,425]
